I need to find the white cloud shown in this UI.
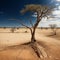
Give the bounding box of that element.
[38,9,60,27]
[56,3,59,6]
[38,19,60,27]
[53,10,60,15]
[56,0,60,1]
[32,14,37,17]
[58,6,60,9]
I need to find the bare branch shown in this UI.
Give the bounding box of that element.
[29,19,33,27]
[33,11,43,29]
[42,6,54,18]
[20,22,32,34]
[18,19,31,29]
[8,18,33,34]
[26,16,33,27]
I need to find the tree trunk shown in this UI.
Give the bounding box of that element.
[31,12,42,43]
[31,29,36,43]
[52,29,56,35]
[54,30,56,35]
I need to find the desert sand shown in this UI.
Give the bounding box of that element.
[0,28,60,60]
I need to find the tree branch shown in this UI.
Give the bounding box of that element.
[33,11,43,29]
[42,7,53,17]
[9,19,33,34]
[19,21,33,34]
[26,16,33,27]
[29,19,33,27]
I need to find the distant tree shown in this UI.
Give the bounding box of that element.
[45,27,48,30]
[24,28,28,33]
[24,30,28,33]
[49,24,57,35]
[3,27,6,29]
[40,27,43,29]
[20,4,53,58]
[17,27,20,29]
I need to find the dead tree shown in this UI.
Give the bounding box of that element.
[49,24,57,35]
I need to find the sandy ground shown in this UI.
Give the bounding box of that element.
[0,28,60,60]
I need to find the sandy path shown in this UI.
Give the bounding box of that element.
[35,34,60,60]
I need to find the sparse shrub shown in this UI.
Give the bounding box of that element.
[17,27,20,29]
[3,27,6,29]
[24,31,28,33]
[40,27,43,29]
[45,28,48,30]
[49,24,57,35]
[10,27,16,33]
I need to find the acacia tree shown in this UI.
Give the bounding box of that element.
[49,24,57,35]
[8,4,54,58]
[20,4,53,58]
[21,4,53,42]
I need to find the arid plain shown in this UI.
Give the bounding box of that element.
[0,28,60,60]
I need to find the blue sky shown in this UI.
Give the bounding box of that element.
[0,0,60,27]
